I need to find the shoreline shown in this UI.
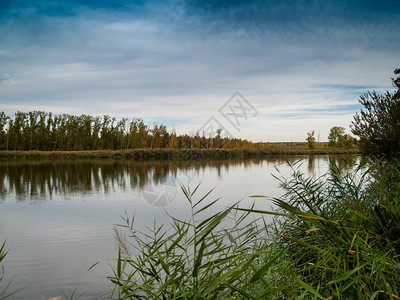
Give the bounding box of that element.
[0,148,359,160]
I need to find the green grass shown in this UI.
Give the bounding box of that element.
[110,158,400,299]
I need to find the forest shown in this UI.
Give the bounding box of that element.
[0,111,245,151]
[0,111,348,152]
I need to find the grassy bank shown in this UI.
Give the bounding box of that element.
[0,147,358,160]
[110,158,400,299]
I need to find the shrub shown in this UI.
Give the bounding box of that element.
[351,68,400,157]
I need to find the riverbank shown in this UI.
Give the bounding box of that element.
[0,147,358,160]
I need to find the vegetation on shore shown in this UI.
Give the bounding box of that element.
[110,159,400,299]
[0,146,358,160]
[351,68,400,158]
[0,113,356,154]
[0,111,316,152]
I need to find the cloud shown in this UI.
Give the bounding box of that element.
[0,0,398,141]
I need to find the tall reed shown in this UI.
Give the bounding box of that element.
[110,158,400,299]
[0,242,21,299]
[268,159,400,298]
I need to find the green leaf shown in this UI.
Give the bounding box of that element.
[290,269,325,299]
[225,282,258,300]
[234,207,290,218]
[196,205,235,243]
[117,248,122,278]
[328,263,367,285]
[249,251,282,283]
[192,240,206,277]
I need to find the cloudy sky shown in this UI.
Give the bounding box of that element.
[0,0,399,141]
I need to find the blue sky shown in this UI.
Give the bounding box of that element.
[0,0,399,141]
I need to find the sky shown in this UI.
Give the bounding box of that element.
[0,0,399,142]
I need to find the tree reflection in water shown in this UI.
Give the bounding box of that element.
[0,155,358,201]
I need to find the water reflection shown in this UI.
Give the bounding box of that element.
[0,155,358,201]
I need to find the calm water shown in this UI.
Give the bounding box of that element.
[0,155,357,299]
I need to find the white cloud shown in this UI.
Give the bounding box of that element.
[0,2,398,141]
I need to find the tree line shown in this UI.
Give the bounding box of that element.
[0,111,255,151]
[0,110,362,152]
[305,127,356,150]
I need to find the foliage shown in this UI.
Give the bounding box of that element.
[337,133,356,149]
[111,158,400,299]
[328,126,356,149]
[0,111,357,153]
[351,68,400,157]
[306,131,316,149]
[272,159,400,298]
[328,126,345,146]
[0,111,268,151]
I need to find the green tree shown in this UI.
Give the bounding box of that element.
[213,128,222,148]
[151,125,163,148]
[337,133,356,149]
[306,131,316,149]
[0,112,9,150]
[328,126,345,147]
[101,115,113,150]
[92,116,102,150]
[37,111,48,150]
[351,68,400,157]
[128,119,147,149]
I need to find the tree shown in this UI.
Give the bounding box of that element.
[337,133,356,149]
[0,112,9,150]
[328,126,345,147]
[169,131,179,149]
[351,68,400,157]
[306,131,316,149]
